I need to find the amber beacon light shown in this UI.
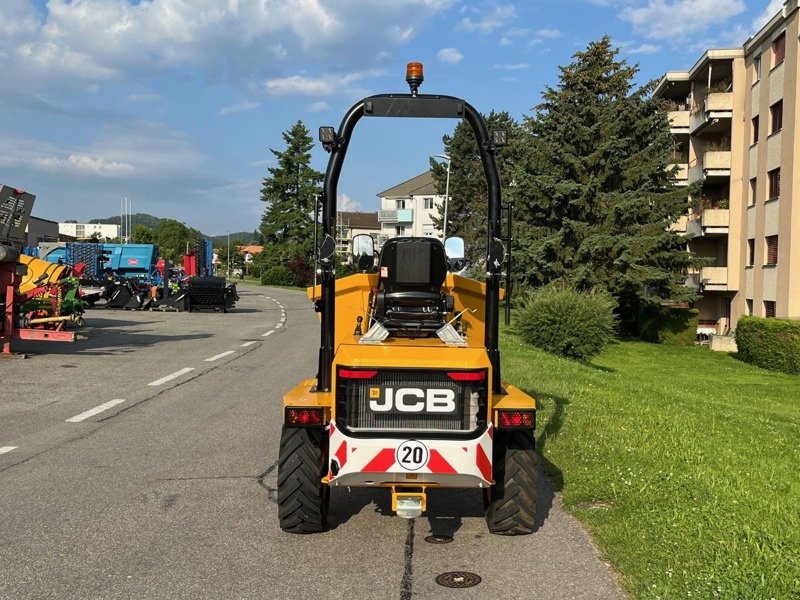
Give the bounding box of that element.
[406,62,424,96]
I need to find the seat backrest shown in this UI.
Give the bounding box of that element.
[377,237,447,297]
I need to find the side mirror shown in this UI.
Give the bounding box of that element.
[444,237,465,271]
[318,234,336,264]
[352,234,375,271]
[487,237,506,272]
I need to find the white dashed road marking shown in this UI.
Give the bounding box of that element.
[261,330,275,337]
[148,368,195,387]
[275,322,283,329]
[240,341,258,347]
[205,350,236,362]
[66,399,126,423]
[0,446,18,454]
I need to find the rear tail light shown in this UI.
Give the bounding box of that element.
[447,370,486,382]
[285,407,324,427]
[338,369,378,379]
[496,409,535,429]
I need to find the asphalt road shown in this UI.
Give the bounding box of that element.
[0,284,625,600]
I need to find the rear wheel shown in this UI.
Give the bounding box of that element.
[277,427,329,533]
[484,429,537,535]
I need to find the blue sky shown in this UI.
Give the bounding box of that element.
[0,0,784,235]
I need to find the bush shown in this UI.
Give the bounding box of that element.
[640,306,699,346]
[286,254,313,287]
[513,284,617,361]
[260,265,294,287]
[736,316,800,374]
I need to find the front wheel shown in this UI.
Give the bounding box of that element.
[484,429,537,535]
[277,427,329,533]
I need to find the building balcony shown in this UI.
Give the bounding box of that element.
[669,163,689,185]
[700,266,728,291]
[378,208,414,223]
[667,110,690,134]
[700,208,729,235]
[690,92,733,135]
[689,151,731,181]
[670,215,689,234]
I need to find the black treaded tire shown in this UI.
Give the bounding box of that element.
[277,426,329,533]
[484,429,537,535]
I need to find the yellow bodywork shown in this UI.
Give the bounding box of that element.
[17,255,69,295]
[284,272,535,425]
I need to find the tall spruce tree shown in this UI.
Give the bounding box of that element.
[511,36,702,333]
[430,111,521,264]
[259,120,323,268]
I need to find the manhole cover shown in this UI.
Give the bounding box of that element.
[435,572,482,589]
[424,535,453,544]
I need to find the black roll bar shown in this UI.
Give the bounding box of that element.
[315,93,504,393]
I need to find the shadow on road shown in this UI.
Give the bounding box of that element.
[13,331,212,356]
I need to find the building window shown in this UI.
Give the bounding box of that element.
[773,32,785,67]
[764,301,776,318]
[770,100,783,134]
[749,178,757,206]
[746,299,753,316]
[395,225,405,236]
[752,116,759,144]
[765,235,778,265]
[747,239,755,266]
[396,199,406,209]
[754,55,761,82]
[423,197,434,209]
[768,168,780,200]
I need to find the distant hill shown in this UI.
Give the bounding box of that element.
[89,213,162,229]
[89,214,258,245]
[210,231,255,247]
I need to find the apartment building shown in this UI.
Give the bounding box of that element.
[376,171,444,246]
[656,0,800,332]
[58,222,120,240]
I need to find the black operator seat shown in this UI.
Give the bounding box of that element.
[373,237,454,336]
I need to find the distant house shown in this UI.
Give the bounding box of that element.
[59,222,120,240]
[335,211,379,259]
[24,216,60,247]
[377,171,444,246]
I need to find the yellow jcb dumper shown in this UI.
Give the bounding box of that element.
[278,63,537,535]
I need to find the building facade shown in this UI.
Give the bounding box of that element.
[376,171,444,246]
[335,211,380,259]
[656,0,800,331]
[58,222,120,240]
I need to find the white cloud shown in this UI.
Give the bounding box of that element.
[620,0,745,40]
[437,47,464,64]
[627,43,660,54]
[339,194,361,211]
[0,121,205,179]
[493,63,531,70]
[457,3,516,34]
[32,154,135,176]
[752,0,783,33]
[0,0,454,94]
[534,28,561,39]
[217,101,260,116]
[308,101,331,112]
[499,36,513,46]
[264,69,383,98]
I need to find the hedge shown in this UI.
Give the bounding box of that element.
[736,316,800,374]
[260,265,294,287]
[640,306,699,346]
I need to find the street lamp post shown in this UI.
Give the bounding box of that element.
[434,154,451,239]
[227,232,231,279]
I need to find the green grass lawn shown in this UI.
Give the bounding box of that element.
[502,335,800,599]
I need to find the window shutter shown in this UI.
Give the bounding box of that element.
[766,235,779,265]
